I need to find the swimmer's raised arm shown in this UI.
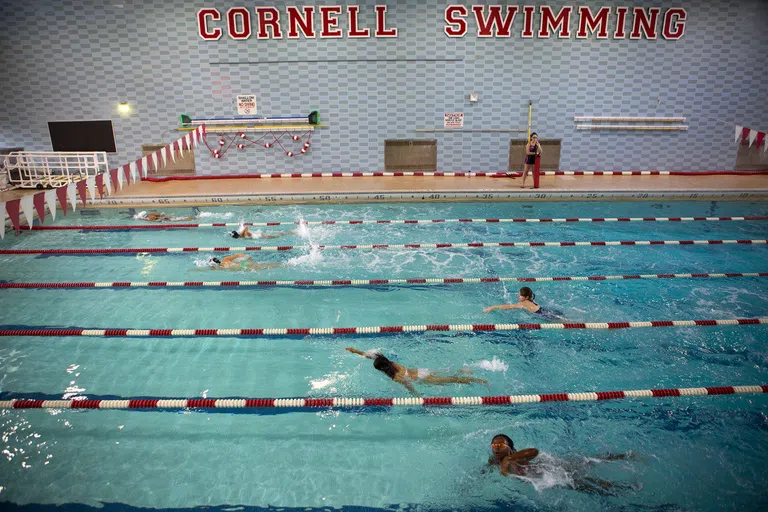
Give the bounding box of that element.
[221,254,249,265]
[345,347,377,358]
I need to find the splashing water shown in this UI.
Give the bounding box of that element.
[197,211,234,219]
[286,244,323,267]
[471,356,509,373]
[516,457,575,493]
[193,257,217,267]
[296,218,311,239]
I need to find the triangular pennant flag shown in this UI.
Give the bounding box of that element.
[56,185,68,216]
[135,159,143,181]
[20,194,35,229]
[33,192,46,225]
[76,179,88,206]
[161,146,168,168]
[175,139,182,160]
[44,189,57,221]
[67,183,78,212]
[0,202,5,240]
[6,199,21,234]
[735,125,742,143]
[756,131,766,150]
[742,126,750,145]
[117,166,125,189]
[202,124,207,138]
[109,168,118,193]
[193,127,199,147]
[183,134,191,151]
[748,129,758,147]
[125,163,134,184]
[104,170,113,196]
[94,174,103,199]
[152,151,159,173]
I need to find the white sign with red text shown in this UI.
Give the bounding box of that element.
[444,112,464,129]
[237,95,257,115]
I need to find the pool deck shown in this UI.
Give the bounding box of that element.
[100,174,768,206]
[2,174,767,207]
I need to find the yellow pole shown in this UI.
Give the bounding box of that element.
[527,101,533,143]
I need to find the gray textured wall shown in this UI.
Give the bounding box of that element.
[1,0,766,174]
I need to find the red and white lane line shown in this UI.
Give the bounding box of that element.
[2,385,765,410]
[140,169,768,182]
[29,215,768,231]
[1,239,766,255]
[0,318,765,338]
[2,272,766,290]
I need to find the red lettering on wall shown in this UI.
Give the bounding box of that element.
[444,5,468,37]
[539,6,573,38]
[576,6,610,39]
[614,6,629,38]
[374,5,397,37]
[471,5,518,37]
[256,7,282,39]
[226,7,251,40]
[347,6,370,37]
[662,8,686,40]
[630,7,660,39]
[521,6,535,38]
[287,6,315,38]
[320,6,343,37]
[197,8,222,40]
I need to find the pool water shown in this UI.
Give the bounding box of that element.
[0,200,766,512]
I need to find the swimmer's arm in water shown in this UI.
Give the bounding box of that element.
[393,375,420,396]
[259,230,294,239]
[499,449,539,476]
[246,262,283,271]
[483,303,523,313]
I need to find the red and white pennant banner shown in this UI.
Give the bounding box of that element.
[735,125,767,151]
[2,126,204,234]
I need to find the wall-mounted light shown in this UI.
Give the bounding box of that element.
[469,91,479,103]
[117,102,131,114]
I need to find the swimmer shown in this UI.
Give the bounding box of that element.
[204,253,283,271]
[230,224,295,240]
[133,210,196,223]
[484,286,562,318]
[487,434,640,496]
[345,347,487,395]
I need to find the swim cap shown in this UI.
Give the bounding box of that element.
[135,211,148,219]
[231,231,240,239]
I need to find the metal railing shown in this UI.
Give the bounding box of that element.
[4,151,108,189]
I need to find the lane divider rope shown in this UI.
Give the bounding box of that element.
[140,169,768,182]
[2,385,766,410]
[2,272,766,290]
[28,215,768,231]
[0,318,765,338]
[1,239,766,255]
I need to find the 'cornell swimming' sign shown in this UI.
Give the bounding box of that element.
[197,6,687,41]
